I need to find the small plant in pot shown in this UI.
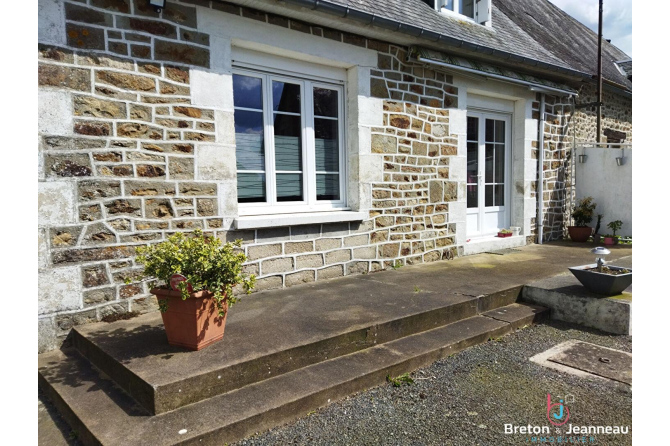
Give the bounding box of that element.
[603,220,623,245]
[136,230,256,351]
[568,196,596,243]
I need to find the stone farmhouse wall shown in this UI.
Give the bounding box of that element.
[37,0,632,352]
[38,0,463,352]
[533,83,632,242]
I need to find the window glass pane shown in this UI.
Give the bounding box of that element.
[237,173,266,203]
[485,144,494,183]
[235,110,265,171]
[485,119,494,142]
[494,184,504,206]
[485,184,493,207]
[467,116,478,141]
[233,74,262,109]
[313,88,338,118]
[272,81,301,113]
[273,114,302,171]
[467,185,478,208]
[467,142,478,184]
[276,173,303,202]
[494,144,505,183]
[315,118,339,172]
[461,0,474,18]
[495,120,505,143]
[317,174,340,201]
[439,0,454,11]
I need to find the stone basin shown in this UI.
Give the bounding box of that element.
[568,264,633,296]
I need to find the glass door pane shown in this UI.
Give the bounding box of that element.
[484,118,506,207]
[466,116,479,208]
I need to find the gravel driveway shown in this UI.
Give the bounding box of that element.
[233,320,632,446]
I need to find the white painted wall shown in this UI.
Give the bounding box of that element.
[576,147,632,237]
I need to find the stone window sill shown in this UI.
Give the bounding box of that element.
[235,211,367,230]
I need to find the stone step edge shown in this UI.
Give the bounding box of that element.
[71,295,482,415]
[39,304,547,446]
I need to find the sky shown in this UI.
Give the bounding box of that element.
[548,0,632,57]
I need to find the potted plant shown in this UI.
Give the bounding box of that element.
[603,220,623,245]
[136,230,256,350]
[568,247,632,296]
[497,228,512,238]
[568,196,596,242]
[592,214,603,243]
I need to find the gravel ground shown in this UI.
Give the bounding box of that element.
[233,320,632,446]
[40,320,632,446]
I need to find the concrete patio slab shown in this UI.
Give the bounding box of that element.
[38,241,632,446]
[521,254,632,334]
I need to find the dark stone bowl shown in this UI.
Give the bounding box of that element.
[568,264,632,296]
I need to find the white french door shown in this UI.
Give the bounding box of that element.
[466,111,512,237]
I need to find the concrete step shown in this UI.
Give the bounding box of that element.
[69,284,490,415]
[38,303,547,446]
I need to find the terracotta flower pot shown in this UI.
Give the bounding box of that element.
[151,288,228,351]
[567,226,593,243]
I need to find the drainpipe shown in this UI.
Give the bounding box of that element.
[596,0,603,143]
[571,95,577,232]
[536,93,546,244]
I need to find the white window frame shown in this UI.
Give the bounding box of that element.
[233,66,348,217]
[434,0,491,26]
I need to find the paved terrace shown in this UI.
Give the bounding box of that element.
[38,241,632,445]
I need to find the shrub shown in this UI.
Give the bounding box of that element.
[136,230,255,316]
[572,197,596,227]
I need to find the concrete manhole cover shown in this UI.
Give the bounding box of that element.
[548,341,631,385]
[530,340,632,385]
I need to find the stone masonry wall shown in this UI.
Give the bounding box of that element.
[38,0,462,352]
[531,82,632,242]
[39,0,223,352]
[574,83,632,144]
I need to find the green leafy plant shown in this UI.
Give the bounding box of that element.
[387,372,414,387]
[571,196,597,227]
[391,260,403,270]
[607,220,623,237]
[136,230,256,317]
[414,285,422,293]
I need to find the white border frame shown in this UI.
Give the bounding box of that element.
[466,108,513,237]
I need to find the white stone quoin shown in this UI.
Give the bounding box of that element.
[38,266,82,315]
[38,182,76,226]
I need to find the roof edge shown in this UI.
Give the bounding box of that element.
[279,0,594,82]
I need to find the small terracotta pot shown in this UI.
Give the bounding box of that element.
[151,288,228,351]
[567,226,593,243]
[603,237,617,246]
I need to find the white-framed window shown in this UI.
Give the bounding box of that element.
[233,67,346,216]
[424,0,491,26]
